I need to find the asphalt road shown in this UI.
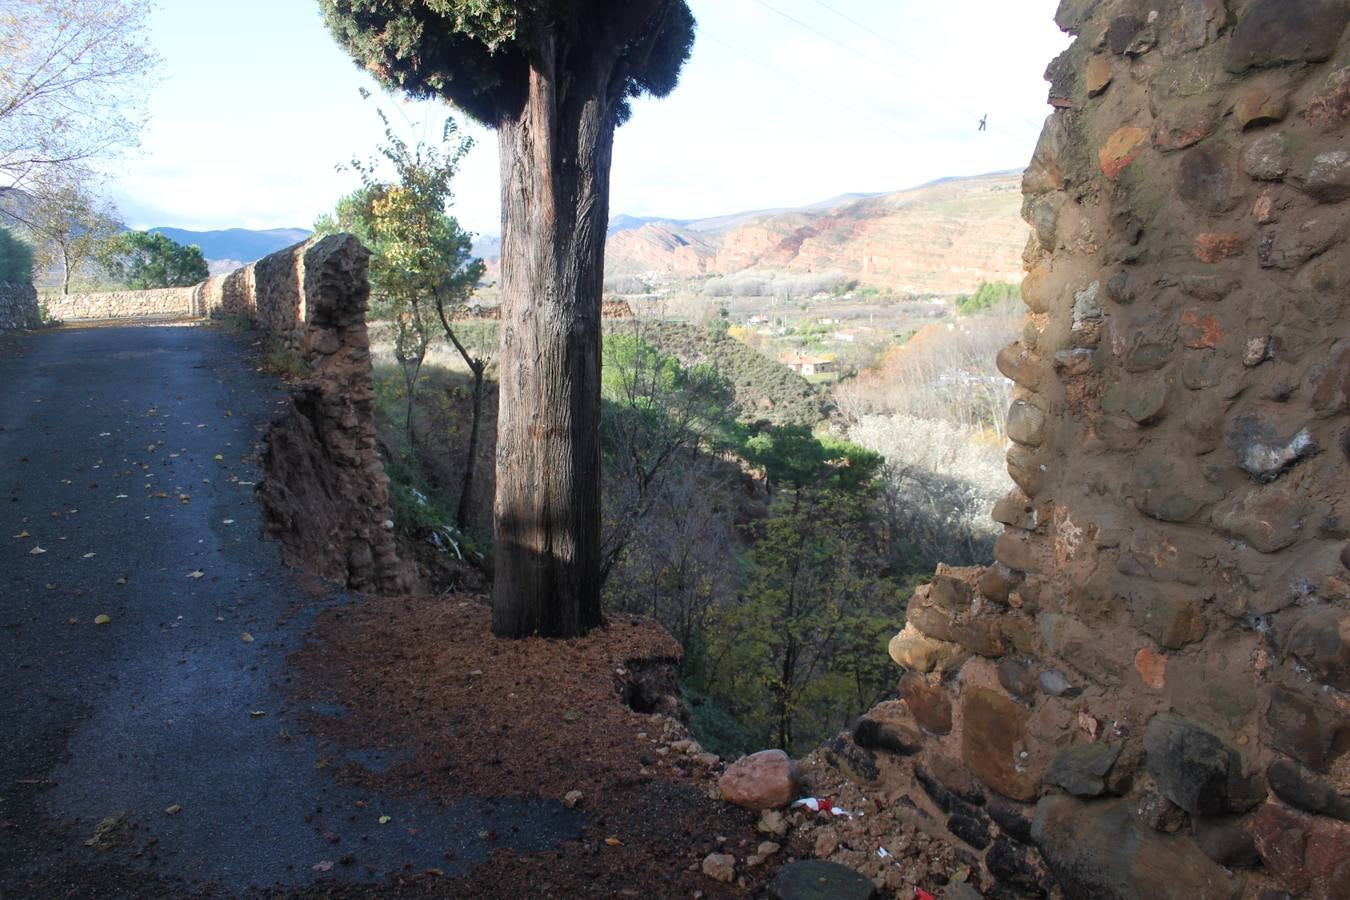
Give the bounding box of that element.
[0,324,580,896]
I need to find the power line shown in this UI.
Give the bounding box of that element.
[750,0,1031,142]
[700,32,916,143]
[804,0,1049,134]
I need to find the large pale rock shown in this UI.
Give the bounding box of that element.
[1302,149,1350,202]
[1086,56,1112,96]
[962,687,1036,801]
[701,852,735,883]
[1234,86,1288,129]
[887,622,959,673]
[718,749,801,811]
[1032,796,1240,899]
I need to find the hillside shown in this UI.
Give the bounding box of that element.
[151,226,312,275]
[605,171,1027,294]
[614,320,826,427]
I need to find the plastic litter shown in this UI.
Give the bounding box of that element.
[915,889,936,900]
[790,797,859,818]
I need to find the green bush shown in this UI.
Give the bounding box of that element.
[955,281,1020,316]
[0,227,34,284]
[682,683,757,759]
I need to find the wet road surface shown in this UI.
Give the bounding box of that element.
[0,324,580,896]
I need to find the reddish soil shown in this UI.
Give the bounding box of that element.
[285,595,785,898]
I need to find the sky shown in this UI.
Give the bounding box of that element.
[108,0,1070,237]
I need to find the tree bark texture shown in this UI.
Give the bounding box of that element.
[491,41,617,638]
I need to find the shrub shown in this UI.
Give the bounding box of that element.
[0,227,34,284]
[955,281,1020,316]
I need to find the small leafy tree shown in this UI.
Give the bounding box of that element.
[12,178,121,294]
[0,1,157,189]
[599,324,737,585]
[700,436,898,753]
[321,102,485,527]
[99,231,208,289]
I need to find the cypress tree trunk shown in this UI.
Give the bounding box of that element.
[491,45,614,638]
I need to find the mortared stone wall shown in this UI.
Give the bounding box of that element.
[845,2,1350,898]
[208,235,411,595]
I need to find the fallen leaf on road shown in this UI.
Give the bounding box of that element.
[29,545,45,555]
[241,632,254,643]
[82,552,96,559]
[214,454,224,461]
[164,804,181,816]
[605,836,623,846]
[222,519,235,525]
[12,531,28,538]
[84,814,127,848]
[94,614,111,625]
[248,710,267,718]
[378,815,391,825]
[312,861,333,873]
[187,570,204,579]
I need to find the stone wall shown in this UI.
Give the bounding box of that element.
[0,282,39,330]
[43,286,197,321]
[845,2,1349,898]
[209,236,410,595]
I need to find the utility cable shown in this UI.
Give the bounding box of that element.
[805,0,1050,133]
[748,0,1040,145]
[700,32,915,142]
[705,28,1032,153]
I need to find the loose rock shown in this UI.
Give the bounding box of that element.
[766,859,877,900]
[718,749,801,811]
[701,853,735,884]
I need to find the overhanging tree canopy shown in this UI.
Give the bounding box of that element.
[320,0,695,638]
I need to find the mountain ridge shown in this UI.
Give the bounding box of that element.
[604,169,1028,294]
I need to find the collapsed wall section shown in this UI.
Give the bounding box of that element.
[848,2,1349,898]
[208,235,410,595]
